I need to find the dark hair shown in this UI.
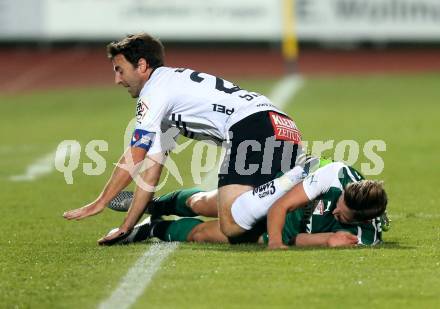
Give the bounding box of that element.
[106,33,165,68]
[344,180,388,221]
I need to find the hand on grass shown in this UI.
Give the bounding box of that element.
[267,241,289,250]
[98,227,131,246]
[63,201,105,220]
[327,232,358,247]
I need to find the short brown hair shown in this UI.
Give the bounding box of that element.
[106,33,165,68]
[344,180,388,221]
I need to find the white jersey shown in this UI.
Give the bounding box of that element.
[133,67,283,154]
[302,162,364,201]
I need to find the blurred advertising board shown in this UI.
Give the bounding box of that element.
[42,0,281,40]
[296,0,440,41]
[1,0,439,41]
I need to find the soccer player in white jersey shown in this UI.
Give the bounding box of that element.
[63,33,306,244]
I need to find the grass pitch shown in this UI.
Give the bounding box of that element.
[0,74,439,308]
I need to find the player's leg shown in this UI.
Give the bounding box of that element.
[103,217,205,245]
[108,188,218,217]
[216,111,305,240]
[150,188,216,217]
[188,220,229,243]
[217,111,307,239]
[217,166,305,238]
[187,190,218,217]
[217,111,281,238]
[104,217,229,245]
[227,165,308,231]
[217,184,253,237]
[150,217,205,242]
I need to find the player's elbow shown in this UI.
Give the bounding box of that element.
[219,219,245,238]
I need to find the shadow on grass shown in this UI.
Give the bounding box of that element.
[99,239,414,252]
[172,241,414,253]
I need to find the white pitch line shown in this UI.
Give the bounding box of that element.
[9,143,81,182]
[98,242,178,309]
[200,74,305,190]
[268,74,304,109]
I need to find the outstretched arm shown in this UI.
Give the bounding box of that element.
[266,182,310,250]
[63,147,147,220]
[98,154,163,244]
[121,157,163,230]
[267,163,340,249]
[295,232,358,247]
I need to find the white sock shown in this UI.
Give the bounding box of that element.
[231,165,306,230]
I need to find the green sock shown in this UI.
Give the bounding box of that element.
[150,188,204,217]
[152,218,203,242]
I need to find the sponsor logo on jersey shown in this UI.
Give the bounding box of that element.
[136,99,149,123]
[308,174,318,185]
[269,112,301,144]
[312,200,332,215]
[256,103,276,108]
[253,180,276,198]
[313,200,324,215]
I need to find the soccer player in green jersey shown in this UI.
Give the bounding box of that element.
[101,206,375,248]
[103,161,387,248]
[266,162,387,249]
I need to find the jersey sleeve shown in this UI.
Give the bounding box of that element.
[135,94,168,132]
[302,162,345,201]
[145,126,179,155]
[131,93,170,153]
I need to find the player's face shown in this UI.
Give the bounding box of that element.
[333,194,355,224]
[112,54,144,98]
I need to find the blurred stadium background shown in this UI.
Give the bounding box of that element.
[1,0,440,92]
[1,1,439,308]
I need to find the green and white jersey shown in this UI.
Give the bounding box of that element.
[282,162,383,245]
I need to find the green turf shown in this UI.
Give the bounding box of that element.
[0,74,439,308]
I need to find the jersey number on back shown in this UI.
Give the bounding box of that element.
[175,68,241,94]
[175,68,260,101]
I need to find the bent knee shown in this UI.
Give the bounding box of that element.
[219,219,244,238]
[187,193,206,211]
[187,223,204,242]
[190,231,207,243]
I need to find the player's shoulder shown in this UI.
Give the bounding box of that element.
[316,161,347,176]
[144,67,178,85]
[167,67,222,81]
[332,163,364,188]
[159,66,202,76]
[147,66,209,89]
[149,66,178,82]
[302,162,346,198]
[139,67,177,97]
[309,161,351,189]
